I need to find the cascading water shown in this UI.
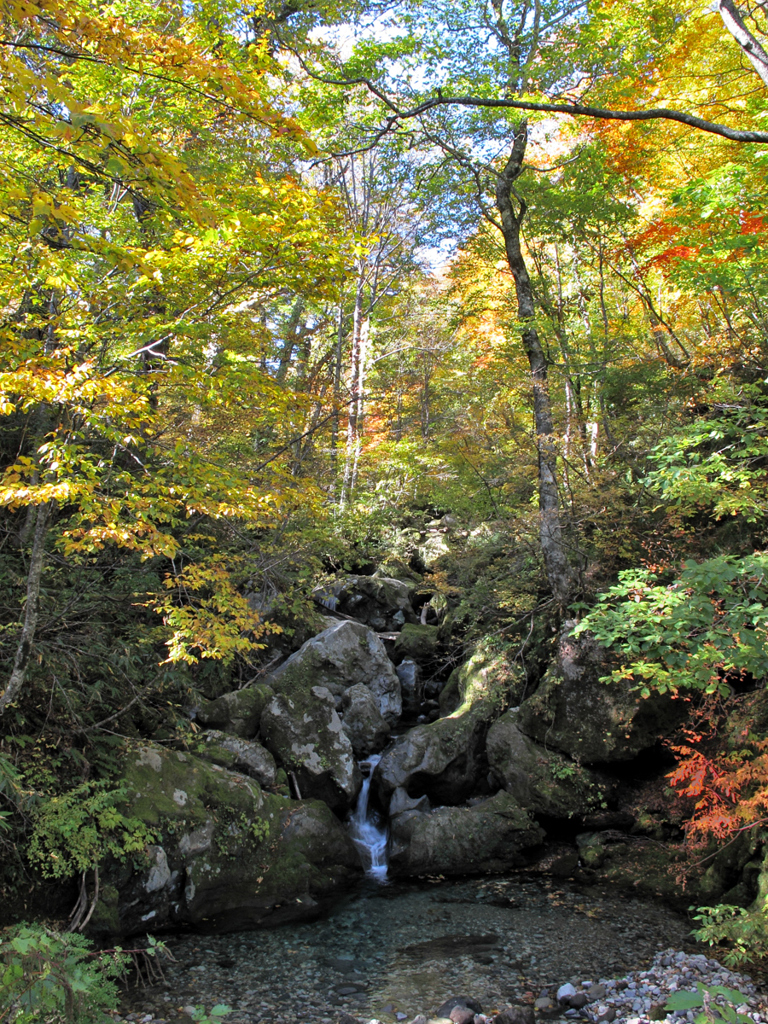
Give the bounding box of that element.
[349,753,388,882]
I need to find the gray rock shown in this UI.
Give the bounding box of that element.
[389,786,430,817]
[450,1008,475,1024]
[487,711,616,818]
[313,575,417,632]
[374,701,495,808]
[260,687,362,813]
[396,658,423,714]
[389,790,544,876]
[197,730,277,788]
[341,683,391,757]
[516,622,686,763]
[268,620,402,725]
[558,985,577,1002]
[196,682,273,738]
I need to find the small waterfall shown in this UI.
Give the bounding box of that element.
[349,754,388,883]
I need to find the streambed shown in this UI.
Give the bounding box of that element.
[122,874,694,1024]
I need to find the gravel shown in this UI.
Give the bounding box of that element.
[111,876,764,1024]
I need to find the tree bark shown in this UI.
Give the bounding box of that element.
[718,1,768,89]
[494,122,574,609]
[340,270,367,508]
[0,501,51,716]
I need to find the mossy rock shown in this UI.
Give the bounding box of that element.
[196,683,273,738]
[593,840,688,903]
[393,623,439,664]
[440,640,525,718]
[90,744,361,937]
[389,790,544,876]
[517,624,686,764]
[194,730,277,789]
[487,710,617,819]
[313,575,417,631]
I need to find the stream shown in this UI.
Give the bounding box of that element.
[125,874,694,1024]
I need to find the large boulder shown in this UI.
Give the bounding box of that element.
[374,701,494,807]
[516,623,686,763]
[267,620,402,725]
[340,683,391,757]
[313,575,417,632]
[486,711,616,819]
[196,730,277,789]
[88,745,362,937]
[195,683,273,738]
[260,687,361,813]
[389,790,544,876]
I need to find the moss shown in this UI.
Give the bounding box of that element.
[393,623,439,662]
[121,746,260,831]
[89,884,120,933]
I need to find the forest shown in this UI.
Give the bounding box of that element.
[2,0,768,1020]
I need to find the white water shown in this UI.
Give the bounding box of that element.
[349,754,389,883]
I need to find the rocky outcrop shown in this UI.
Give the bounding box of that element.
[439,640,527,717]
[260,687,361,813]
[486,710,616,819]
[196,730,277,789]
[195,683,273,738]
[388,790,544,876]
[516,624,686,763]
[393,623,439,664]
[374,701,495,807]
[340,683,391,757]
[89,745,361,937]
[267,620,402,725]
[314,575,418,632]
[396,658,422,716]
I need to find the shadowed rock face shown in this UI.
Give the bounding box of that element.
[516,624,686,764]
[90,745,362,938]
[314,575,418,632]
[373,701,495,808]
[341,683,391,757]
[260,687,362,813]
[388,790,544,876]
[267,619,402,726]
[486,710,617,818]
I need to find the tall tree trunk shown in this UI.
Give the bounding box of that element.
[494,122,574,609]
[0,501,51,716]
[340,272,366,509]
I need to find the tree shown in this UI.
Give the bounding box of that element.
[293,0,768,608]
[0,0,349,713]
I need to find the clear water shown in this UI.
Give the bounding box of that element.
[145,874,695,1024]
